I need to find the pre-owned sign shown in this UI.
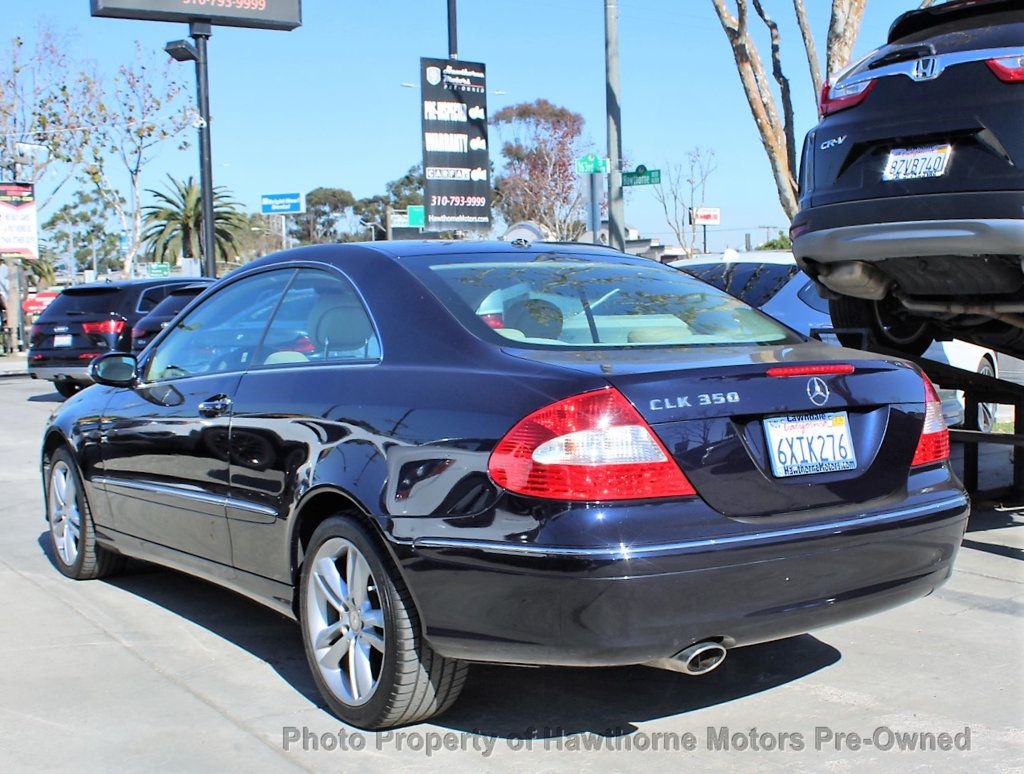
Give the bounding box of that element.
[420,57,491,231]
[90,0,302,31]
[0,183,39,261]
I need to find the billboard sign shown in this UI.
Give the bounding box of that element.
[90,0,302,31]
[420,57,491,231]
[261,192,306,214]
[0,183,39,261]
[691,207,721,226]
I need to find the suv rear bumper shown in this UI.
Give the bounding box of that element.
[793,217,1024,265]
[28,364,91,383]
[793,190,1024,264]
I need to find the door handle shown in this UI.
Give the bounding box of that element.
[198,395,233,418]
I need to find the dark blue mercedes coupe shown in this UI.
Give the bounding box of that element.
[41,241,969,729]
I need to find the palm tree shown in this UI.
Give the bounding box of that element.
[140,176,245,265]
[24,255,57,288]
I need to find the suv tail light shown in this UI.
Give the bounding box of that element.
[911,376,949,467]
[488,388,696,501]
[986,55,1024,83]
[819,78,876,117]
[82,319,126,336]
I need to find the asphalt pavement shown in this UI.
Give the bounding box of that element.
[0,376,1021,773]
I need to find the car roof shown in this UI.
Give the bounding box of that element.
[247,240,649,269]
[673,251,797,268]
[62,277,197,293]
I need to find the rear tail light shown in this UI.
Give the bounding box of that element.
[30,324,42,338]
[479,313,505,329]
[488,387,696,501]
[82,320,126,336]
[768,364,855,378]
[911,376,949,467]
[78,352,103,360]
[285,335,316,354]
[986,55,1024,83]
[819,78,876,117]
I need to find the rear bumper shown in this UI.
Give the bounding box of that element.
[793,217,1024,265]
[396,490,969,666]
[27,364,91,383]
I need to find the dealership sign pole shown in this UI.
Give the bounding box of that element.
[90,1,302,277]
[0,183,38,349]
[420,58,492,233]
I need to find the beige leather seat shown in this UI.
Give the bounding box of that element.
[307,292,375,357]
[263,350,309,365]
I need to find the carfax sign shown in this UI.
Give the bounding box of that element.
[420,57,492,231]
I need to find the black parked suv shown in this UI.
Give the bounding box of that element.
[130,281,213,352]
[29,278,199,397]
[792,0,1024,357]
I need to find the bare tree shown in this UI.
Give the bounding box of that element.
[83,44,192,274]
[653,147,717,253]
[0,26,104,211]
[710,1,924,221]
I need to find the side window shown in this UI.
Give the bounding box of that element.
[145,270,293,381]
[256,269,380,367]
[137,287,166,313]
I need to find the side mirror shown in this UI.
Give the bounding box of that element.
[89,352,138,387]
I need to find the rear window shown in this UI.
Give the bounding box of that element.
[681,262,798,308]
[37,287,124,320]
[406,255,798,349]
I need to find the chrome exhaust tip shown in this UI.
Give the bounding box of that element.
[645,641,728,676]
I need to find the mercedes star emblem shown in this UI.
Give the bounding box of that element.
[807,376,830,407]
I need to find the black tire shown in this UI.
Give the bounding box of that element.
[54,380,81,399]
[46,448,126,580]
[299,516,468,729]
[829,295,934,356]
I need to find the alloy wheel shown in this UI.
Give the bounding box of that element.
[305,537,386,706]
[49,460,81,566]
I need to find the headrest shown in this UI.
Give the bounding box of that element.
[307,292,374,351]
[504,298,563,339]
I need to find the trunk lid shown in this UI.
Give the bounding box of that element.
[504,343,928,517]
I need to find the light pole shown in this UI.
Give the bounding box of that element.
[605,0,625,252]
[165,22,217,279]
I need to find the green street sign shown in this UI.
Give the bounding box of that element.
[575,154,609,174]
[622,164,661,187]
[407,205,426,228]
[147,262,170,278]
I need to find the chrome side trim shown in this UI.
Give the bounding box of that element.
[94,476,278,518]
[838,46,1023,89]
[412,494,969,560]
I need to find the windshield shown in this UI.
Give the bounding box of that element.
[406,255,799,349]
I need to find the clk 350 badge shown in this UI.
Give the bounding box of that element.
[650,392,740,411]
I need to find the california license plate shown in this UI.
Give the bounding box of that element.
[52,334,72,348]
[882,144,952,181]
[764,412,857,478]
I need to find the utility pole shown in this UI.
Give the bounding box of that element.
[604,0,625,252]
[448,0,458,59]
[191,22,217,278]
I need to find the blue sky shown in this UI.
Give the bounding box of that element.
[8,1,921,251]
